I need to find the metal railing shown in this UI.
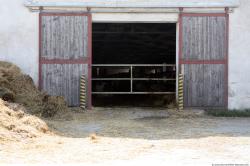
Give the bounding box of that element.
[92,64,176,95]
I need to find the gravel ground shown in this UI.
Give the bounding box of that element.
[1,107,250,166]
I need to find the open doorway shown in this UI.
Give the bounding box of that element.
[92,23,176,107]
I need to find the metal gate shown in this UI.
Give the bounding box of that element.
[39,13,92,107]
[92,64,176,94]
[179,11,229,108]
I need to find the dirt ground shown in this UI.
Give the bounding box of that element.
[1,107,250,165]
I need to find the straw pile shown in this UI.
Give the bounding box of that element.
[0,99,49,141]
[0,61,70,118]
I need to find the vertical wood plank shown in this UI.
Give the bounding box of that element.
[203,64,225,107]
[182,15,227,108]
[41,64,87,106]
[41,16,88,59]
[40,14,91,106]
[184,64,204,107]
[182,16,226,61]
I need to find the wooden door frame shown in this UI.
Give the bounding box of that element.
[39,12,92,109]
[178,8,229,109]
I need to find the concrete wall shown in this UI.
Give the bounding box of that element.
[0,0,39,84]
[228,0,250,109]
[0,0,250,109]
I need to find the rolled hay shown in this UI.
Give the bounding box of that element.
[0,61,71,118]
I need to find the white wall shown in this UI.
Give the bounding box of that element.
[0,0,39,84]
[1,0,250,109]
[228,0,250,109]
[92,13,178,23]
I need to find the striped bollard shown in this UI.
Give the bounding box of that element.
[178,74,184,110]
[80,75,86,110]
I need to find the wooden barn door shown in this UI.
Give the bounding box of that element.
[179,13,228,108]
[39,13,92,107]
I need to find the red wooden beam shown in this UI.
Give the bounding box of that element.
[178,8,183,72]
[180,60,227,64]
[40,58,89,64]
[225,7,229,109]
[87,14,92,109]
[40,13,91,16]
[38,13,42,90]
[182,13,227,17]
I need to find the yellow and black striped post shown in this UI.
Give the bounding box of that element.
[178,74,184,110]
[80,75,86,110]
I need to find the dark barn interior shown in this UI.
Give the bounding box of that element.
[92,23,176,107]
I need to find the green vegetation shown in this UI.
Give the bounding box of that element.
[207,109,250,117]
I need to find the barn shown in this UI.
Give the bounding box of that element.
[0,0,249,110]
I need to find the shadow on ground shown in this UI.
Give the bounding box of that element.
[45,107,250,140]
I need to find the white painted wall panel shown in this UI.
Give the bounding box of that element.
[228,0,250,109]
[92,13,178,22]
[0,0,39,84]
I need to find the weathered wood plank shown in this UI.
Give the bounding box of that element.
[183,64,204,107]
[182,16,226,61]
[203,64,225,107]
[41,64,88,106]
[41,16,88,59]
[182,15,226,108]
[183,64,225,107]
[40,15,90,107]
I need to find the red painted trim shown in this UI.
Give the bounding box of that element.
[38,13,42,90]
[40,13,91,16]
[180,60,226,64]
[178,10,183,107]
[40,58,89,64]
[225,8,229,109]
[182,13,226,17]
[178,11,183,72]
[87,14,92,109]
[177,9,182,107]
